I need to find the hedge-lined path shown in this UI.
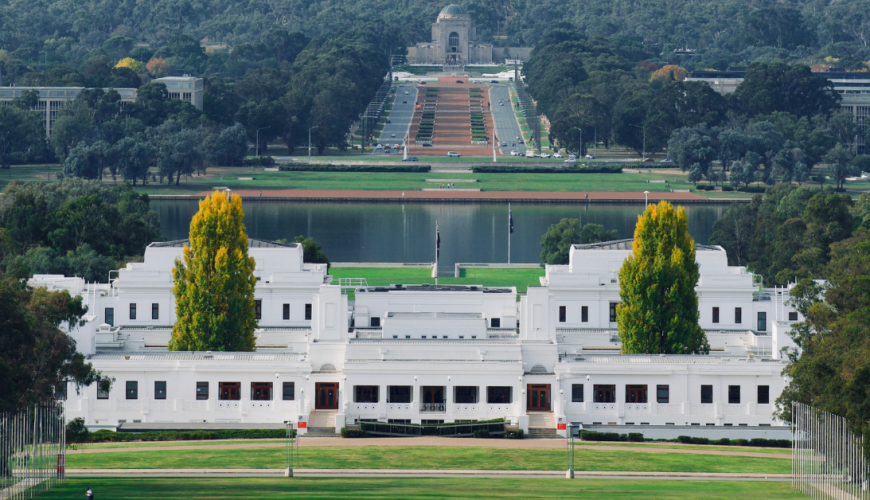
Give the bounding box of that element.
[176,189,707,203]
[68,437,789,459]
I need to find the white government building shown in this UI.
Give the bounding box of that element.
[35,238,800,437]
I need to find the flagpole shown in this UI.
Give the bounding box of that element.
[434,222,439,286]
[508,203,511,264]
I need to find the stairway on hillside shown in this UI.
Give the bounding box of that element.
[527,412,560,439]
[306,409,338,437]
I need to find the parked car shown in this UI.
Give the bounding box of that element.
[539,153,551,158]
[447,151,461,157]
[585,154,594,159]
[386,119,391,123]
[419,81,426,85]
[404,91,409,95]
[422,143,433,147]
[564,158,577,163]
[510,150,519,156]
[567,155,577,160]
[456,80,464,84]
[553,153,563,158]
[490,80,498,83]
[642,158,655,163]
[501,142,507,147]
[391,133,396,137]
[403,100,407,104]
[660,158,674,163]
[499,102,504,106]
[402,157,419,162]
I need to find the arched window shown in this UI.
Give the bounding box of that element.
[448,32,459,52]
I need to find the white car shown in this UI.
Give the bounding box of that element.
[568,155,577,160]
[391,133,396,137]
[564,158,577,163]
[552,153,563,158]
[539,153,551,158]
[447,151,461,157]
[510,150,519,156]
[585,154,595,159]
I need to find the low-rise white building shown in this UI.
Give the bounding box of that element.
[40,238,800,437]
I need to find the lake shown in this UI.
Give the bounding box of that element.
[153,201,731,266]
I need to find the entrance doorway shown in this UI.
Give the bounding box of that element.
[315,382,339,409]
[527,384,551,411]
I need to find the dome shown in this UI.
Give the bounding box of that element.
[439,4,468,16]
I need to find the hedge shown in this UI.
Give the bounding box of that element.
[242,156,277,166]
[579,430,790,448]
[86,428,290,443]
[279,164,430,172]
[738,186,767,193]
[472,165,623,174]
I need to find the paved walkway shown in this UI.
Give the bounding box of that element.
[65,468,792,481]
[69,437,789,459]
[185,189,706,203]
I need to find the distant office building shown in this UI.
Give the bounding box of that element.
[154,75,204,110]
[0,75,204,137]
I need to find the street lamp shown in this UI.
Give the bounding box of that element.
[256,126,271,157]
[644,190,650,207]
[573,127,583,159]
[308,126,319,164]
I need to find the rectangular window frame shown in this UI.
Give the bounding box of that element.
[154,381,167,400]
[251,382,273,401]
[757,385,770,405]
[282,382,295,401]
[728,385,741,404]
[788,311,798,321]
[126,381,138,400]
[701,385,713,404]
[735,307,742,324]
[105,307,114,326]
[486,386,512,404]
[454,386,478,404]
[283,304,290,320]
[152,303,159,320]
[491,318,501,328]
[388,385,412,403]
[593,384,616,403]
[196,382,209,400]
[219,382,241,401]
[757,311,767,331]
[571,384,584,403]
[255,300,262,320]
[559,306,566,323]
[609,303,618,323]
[657,385,669,404]
[625,384,648,403]
[97,379,110,399]
[305,303,312,320]
[581,306,588,323]
[712,307,719,324]
[354,385,379,403]
[371,317,381,327]
[129,303,137,320]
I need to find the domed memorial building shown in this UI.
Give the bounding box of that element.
[411,4,493,66]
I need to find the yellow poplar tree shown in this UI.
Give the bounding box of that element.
[169,191,257,351]
[617,201,709,354]
[649,65,687,83]
[114,57,145,74]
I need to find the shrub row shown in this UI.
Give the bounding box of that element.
[472,165,623,174]
[579,430,644,442]
[279,164,430,172]
[242,156,277,166]
[738,186,767,193]
[676,436,791,448]
[80,427,289,443]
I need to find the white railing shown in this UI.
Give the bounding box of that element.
[421,403,446,413]
[118,401,141,411]
[454,404,478,413]
[182,400,207,411]
[387,403,413,412]
[724,403,747,415]
[658,404,682,414]
[249,401,273,410]
[625,403,649,413]
[592,403,617,412]
[691,404,715,415]
[150,400,175,411]
[216,401,240,411]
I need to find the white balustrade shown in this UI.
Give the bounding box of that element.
[183,400,207,411]
[387,403,412,412]
[217,401,241,411]
[625,403,649,413]
[691,404,714,415]
[658,404,682,414]
[118,401,141,411]
[724,403,747,415]
[592,403,617,413]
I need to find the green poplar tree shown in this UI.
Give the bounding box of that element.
[169,191,257,351]
[617,201,709,354]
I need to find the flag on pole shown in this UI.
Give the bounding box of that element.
[509,205,514,234]
[436,224,441,259]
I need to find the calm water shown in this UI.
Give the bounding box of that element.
[153,201,730,266]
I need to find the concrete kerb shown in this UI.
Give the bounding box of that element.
[454,262,542,277]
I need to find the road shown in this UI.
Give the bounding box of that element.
[488,85,527,156]
[376,85,418,157]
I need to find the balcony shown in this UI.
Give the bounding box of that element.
[421,403,446,413]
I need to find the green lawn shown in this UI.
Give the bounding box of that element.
[73,439,287,449]
[64,446,791,474]
[328,267,544,293]
[36,478,804,499]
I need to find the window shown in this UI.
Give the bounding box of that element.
[657,385,669,404]
[97,379,110,399]
[625,385,647,403]
[609,303,618,322]
[487,386,512,404]
[371,317,381,327]
[594,385,616,403]
[282,382,295,400]
[124,381,137,400]
[491,318,501,328]
[251,382,273,401]
[454,386,478,404]
[154,381,166,400]
[55,382,67,401]
[788,311,798,321]
[355,385,379,403]
[196,382,209,400]
[701,385,713,404]
[129,303,137,320]
[712,307,719,324]
[219,382,240,401]
[559,306,566,323]
[255,300,262,320]
[422,386,445,404]
[305,303,312,320]
[389,386,412,403]
[572,384,584,403]
[735,307,742,324]
[757,311,767,331]
[152,303,159,320]
[581,306,588,323]
[283,304,290,320]
[757,385,770,405]
[728,385,741,404]
[105,307,114,326]
[448,32,459,49]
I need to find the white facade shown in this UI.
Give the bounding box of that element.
[41,238,801,436]
[154,76,204,110]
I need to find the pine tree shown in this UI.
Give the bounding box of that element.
[169,191,257,351]
[617,201,709,354]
